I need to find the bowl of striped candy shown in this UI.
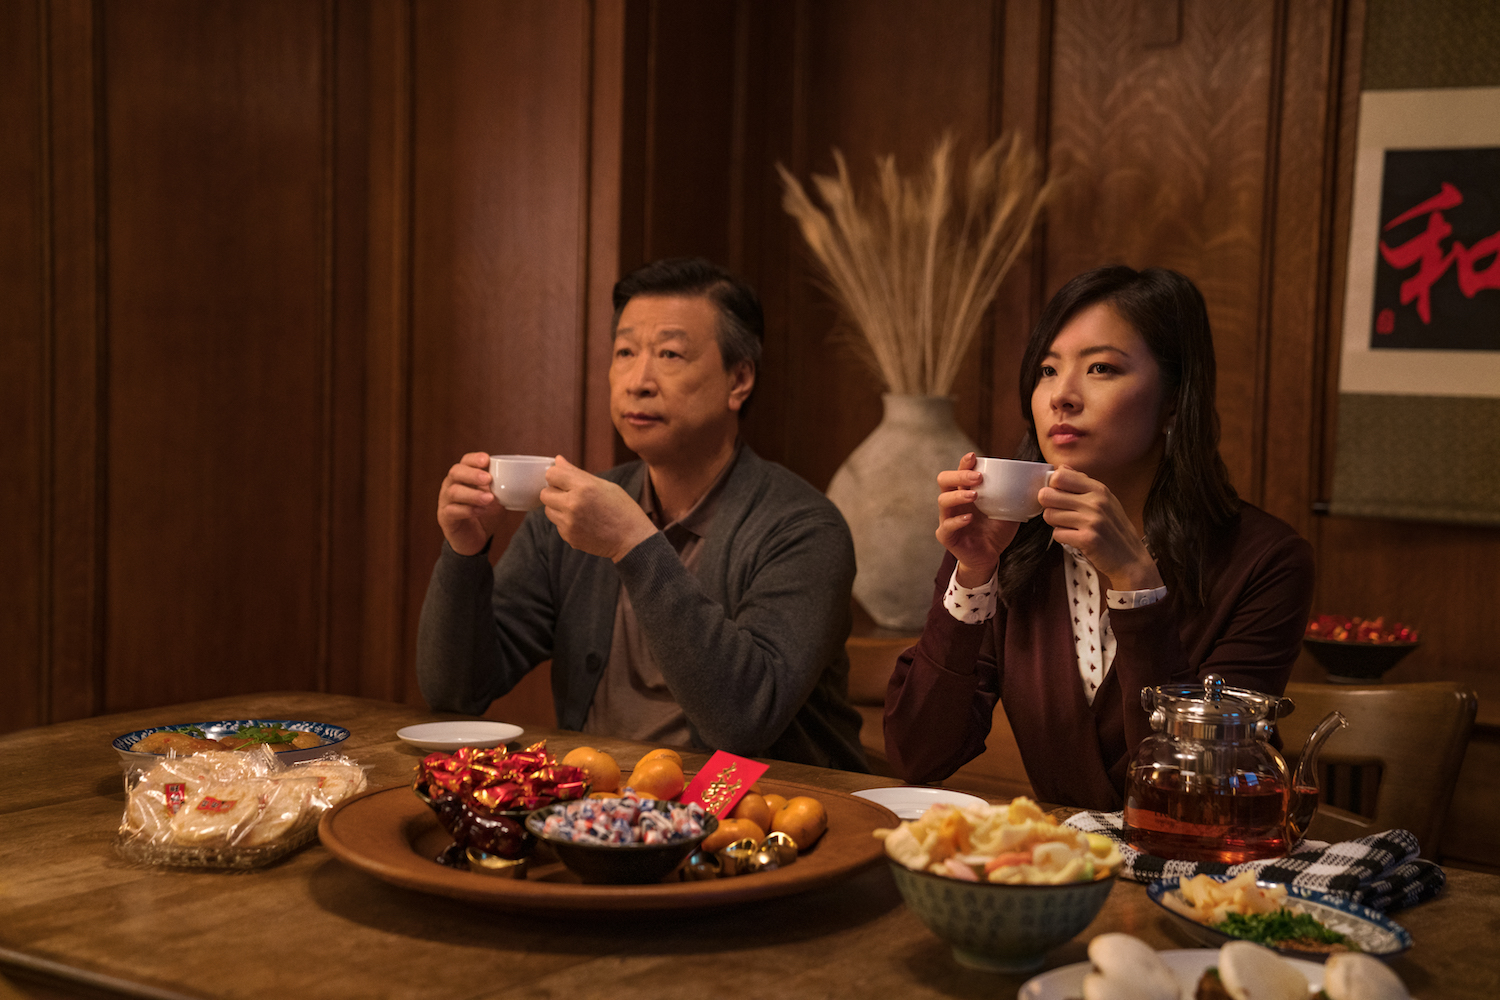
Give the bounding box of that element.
[526,792,717,884]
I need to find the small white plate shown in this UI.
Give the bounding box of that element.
[850,786,989,820]
[1019,948,1326,999]
[396,721,523,752]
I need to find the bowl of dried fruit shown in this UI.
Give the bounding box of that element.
[1303,615,1419,683]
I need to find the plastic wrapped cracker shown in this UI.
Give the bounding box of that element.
[115,745,369,869]
[289,758,368,809]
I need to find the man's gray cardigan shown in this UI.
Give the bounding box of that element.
[415,447,868,772]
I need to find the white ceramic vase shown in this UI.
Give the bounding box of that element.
[826,394,977,632]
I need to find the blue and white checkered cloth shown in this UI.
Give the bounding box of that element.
[1063,810,1445,911]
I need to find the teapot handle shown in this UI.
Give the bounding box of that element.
[1139,687,1170,733]
[1140,687,1156,713]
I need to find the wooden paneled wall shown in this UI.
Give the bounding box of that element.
[747,0,1000,488]
[735,0,1342,530]
[2,0,50,731]
[639,0,1500,724]
[1,0,625,731]
[4,0,1497,744]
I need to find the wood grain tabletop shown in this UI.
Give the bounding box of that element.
[1,692,1493,1000]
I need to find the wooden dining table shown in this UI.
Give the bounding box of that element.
[2,691,1496,1000]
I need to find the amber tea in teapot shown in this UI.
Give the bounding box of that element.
[1126,773,1297,863]
[1123,675,1346,864]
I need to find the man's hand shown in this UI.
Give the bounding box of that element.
[437,452,505,556]
[936,453,1022,588]
[541,456,657,562]
[1039,465,1163,591]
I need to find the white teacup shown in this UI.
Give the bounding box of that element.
[489,455,555,511]
[972,457,1055,521]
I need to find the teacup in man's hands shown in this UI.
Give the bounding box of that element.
[437,452,506,556]
[541,456,657,563]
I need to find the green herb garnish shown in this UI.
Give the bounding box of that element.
[231,724,298,746]
[1213,908,1355,949]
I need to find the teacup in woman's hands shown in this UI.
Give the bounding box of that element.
[972,458,1054,521]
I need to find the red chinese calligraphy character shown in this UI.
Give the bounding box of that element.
[1379,182,1462,324]
[1379,181,1500,326]
[1455,231,1500,297]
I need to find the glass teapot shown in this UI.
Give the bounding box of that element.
[1123,674,1347,863]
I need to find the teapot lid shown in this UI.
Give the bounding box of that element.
[1141,674,1295,740]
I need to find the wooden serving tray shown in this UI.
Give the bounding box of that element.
[318,777,899,913]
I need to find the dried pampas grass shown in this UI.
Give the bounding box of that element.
[779,133,1050,396]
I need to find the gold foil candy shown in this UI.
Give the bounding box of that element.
[679,848,722,881]
[762,831,798,866]
[466,848,527,879]
[717,837,759,876]
[748,847,781,873]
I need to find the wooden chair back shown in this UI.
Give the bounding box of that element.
[1278,681,1477,858]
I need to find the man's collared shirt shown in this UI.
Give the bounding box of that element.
[582,444,741,746]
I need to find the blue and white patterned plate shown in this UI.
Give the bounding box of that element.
[113,719,350,765]
[1147,876,1413,960]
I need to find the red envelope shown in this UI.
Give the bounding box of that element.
[678,751,769,818]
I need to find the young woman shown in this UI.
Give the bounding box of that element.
[883,266,1314,810]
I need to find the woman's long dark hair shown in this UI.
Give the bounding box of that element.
[998,266,1239,607]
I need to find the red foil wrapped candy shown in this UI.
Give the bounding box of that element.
[413,742,589,863]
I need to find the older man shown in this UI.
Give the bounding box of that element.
[416,258,867,771]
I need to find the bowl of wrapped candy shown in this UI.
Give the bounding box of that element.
[413,742,590,872]
[877,796,1121,972]
[526,792,717,884]
[1303,615,1420,684]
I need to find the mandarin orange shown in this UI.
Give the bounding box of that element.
[623,757,684,800]
[700,817,766,853]
[729,792,772,833]
[770,795,827,848]
[634,747,684,770]
[761,793,788,815]
[561,746,622,793]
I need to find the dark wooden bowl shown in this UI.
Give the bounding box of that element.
[1302,637,1419,683]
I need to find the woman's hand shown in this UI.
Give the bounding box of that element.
[1039,466,1163,591]
[936,453,1021,588]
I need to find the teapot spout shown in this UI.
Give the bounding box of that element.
[1287,710,1348,843]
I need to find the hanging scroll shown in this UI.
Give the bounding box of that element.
[1333,87,1500,526]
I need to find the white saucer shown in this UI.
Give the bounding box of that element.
[1019,949,1325,999]
[396,721,524,752]
[850,786,989,820]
